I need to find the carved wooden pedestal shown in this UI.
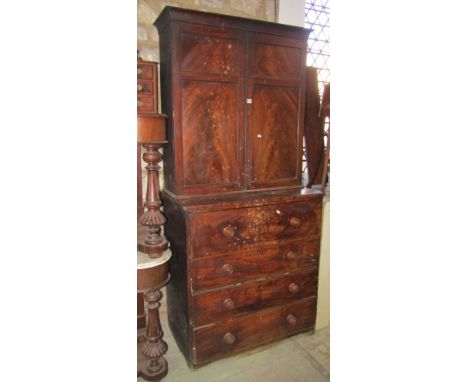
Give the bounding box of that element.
[137,114,171,381]
[137,250,171,381]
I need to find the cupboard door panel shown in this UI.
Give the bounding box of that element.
[181,80,241,190]
[245,33,306,190]
[248,85,300,187]
[253,43,302,80]
[181,33,238,75]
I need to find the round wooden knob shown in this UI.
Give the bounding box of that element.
[222,224,236,238]
[223,298,235,310]
[289,217,302,227]
[288,283,299,293]
[137,84,144,92]
[223,332,236,345]
[286,251,297,261]
[286,314,297,325]
[222,263,234,275]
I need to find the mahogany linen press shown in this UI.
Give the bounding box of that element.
[155,6,324,367]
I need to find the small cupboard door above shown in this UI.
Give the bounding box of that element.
[246,34,306,190]
[178,24,246,195]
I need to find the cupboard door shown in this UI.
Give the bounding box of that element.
[176,25,246,194]
[246,34,306,190]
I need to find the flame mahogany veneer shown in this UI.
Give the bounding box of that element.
[155,7,324,367]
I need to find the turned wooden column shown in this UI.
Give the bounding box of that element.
[138,115,169,257]
[137,251,171,381]
[137,114,171,381]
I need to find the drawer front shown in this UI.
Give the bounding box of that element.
[137,64,154,80]
[137,80,154,96]
[137,95,156,114]
[191,240,319,290]
[190,200,322,257]
[192,269,318,327]
[193,297,316,365]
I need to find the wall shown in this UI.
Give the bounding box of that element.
[278,0,305,26]
[316,195,330,329]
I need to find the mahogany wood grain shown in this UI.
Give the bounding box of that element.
[189,200,322,256]
[192,297,317,366]
[249,85,299,186]
[245,32,306,190]
[192,268,318,326]
[181,80,240,189]
[181,33,239,75]
[191,240,320,290]
[253,42,302,80]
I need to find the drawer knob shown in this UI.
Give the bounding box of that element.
[222,224,236,238]
[286,251,298,261]
[223,332,236,345]
[137,84,143,92]
[289,217,302,227]
[223,298,235,310]
[222,263,234,275]
[288,283,299,293]
[137,99,142,108]
[137,67,143,75]
[286,314,297,325]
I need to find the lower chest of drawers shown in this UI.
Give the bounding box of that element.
[163,192,323,367]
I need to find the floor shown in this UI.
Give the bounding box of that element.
[138,289,330,382]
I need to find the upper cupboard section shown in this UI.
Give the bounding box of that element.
[156,7,309,197]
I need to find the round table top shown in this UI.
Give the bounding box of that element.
[137,249,172,269]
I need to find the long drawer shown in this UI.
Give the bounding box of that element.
[192,297,317,366]
[189,200,322,257]
[191,239,319,290]
[192,268,318,326]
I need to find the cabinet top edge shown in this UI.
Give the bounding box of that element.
[154,6,311,38]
